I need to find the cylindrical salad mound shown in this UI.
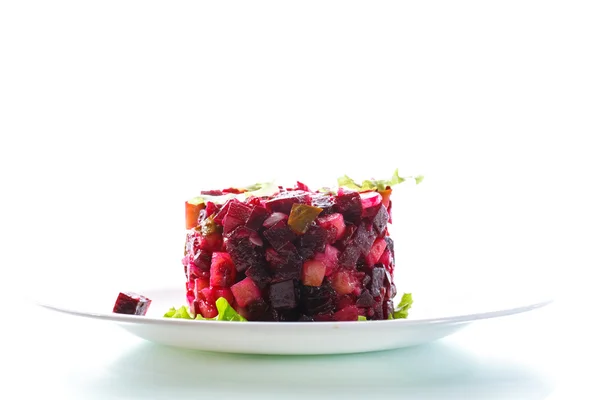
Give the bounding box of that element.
[179,171,419,322]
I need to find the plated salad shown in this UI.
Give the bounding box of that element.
[113,170,419,322]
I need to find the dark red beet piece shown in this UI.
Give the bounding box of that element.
[297,225,328,259]
[246,205,269,231]
[222,215,244,235]
[265,191,311,214]
[311,193,335,214]
[213,199,233,224]
[356,290,375,307]
[226,226,264,273]
[269,280,298,309]
[266,244,302,282]
[263,220,297,250]
[353,223,376,257]
[245,299,274,321]
[227,200,253,223]
[384,236,395,258]
[334,191,362,223]
[338,241,362,268]
[204,201,218,218]
[373,203,389,237]
[299,283,336,316]
[192,250,212,272]
[370,266,386,297]
[113,292,152,316]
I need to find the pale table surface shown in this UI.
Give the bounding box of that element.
[6,297,596,400]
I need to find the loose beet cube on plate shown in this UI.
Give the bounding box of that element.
[113,292,152,316]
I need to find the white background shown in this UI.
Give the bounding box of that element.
[1,1,599,399]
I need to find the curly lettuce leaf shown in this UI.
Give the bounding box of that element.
[393,293,413,319]
[338,169,423,192]
[214,297,247,321]
[163,305,193,319]
[163,298,247,322]
[358,315,367,321]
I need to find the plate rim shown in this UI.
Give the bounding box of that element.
[36,293,553,328]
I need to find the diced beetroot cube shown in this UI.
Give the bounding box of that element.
[188,260,210,280]
[378,248,392,268]
[370,267,386,297]
[266,243,302,282]
[200,286,217,303]
[196,287,229,318]
[209,252,236,287]
[384,236,395,258]
[313,244,340,277]
[297,225,328,259]
[265,191,311,214]
[246,205,269,231]
[331,270,361,295]
[365,237,387,267]
[227,200,253,222]
[356,290,375,307]
[187,290,195,308]
[311,193,335,214]
[263,212,289,228]
[299,284,336,316]
[194,278,210,297]
[198,233,223,252]
[244,298,274,321]
[372,203,389,237]
[191,250,211,272]
[222,215,244,235]
[353,223,376,257]
[334,191,362,223]
[226,229,263,273]
[263,220,296,250]
[231,277,263,307]
[333,305,359,321]
[197,299,218,318]
[185,202,204,230]
[269,280,298,309]
[359,191,382,210]
[204,201,218,218]
[213,199,233,224]
[336,295,355,310]
[301,260,326,286]
[113,292,152,316]
[338,241,361,268]
[201,190,223,196]
[316,213,346,242]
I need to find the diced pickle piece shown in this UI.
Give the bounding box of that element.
[287,203,323,234]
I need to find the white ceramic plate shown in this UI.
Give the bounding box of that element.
[38,285,552,355]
